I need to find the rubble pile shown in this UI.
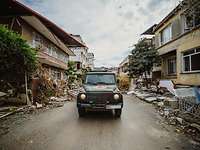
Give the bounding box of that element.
[157,106,200,142]
[0,65,83,119]
[130,88,170,103]
[31,65,83,106]
[128,84,200,142]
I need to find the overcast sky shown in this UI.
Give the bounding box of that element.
[20,0,180,67]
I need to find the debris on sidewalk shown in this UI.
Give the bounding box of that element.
[36,102,43,109]
[164,97,179,109]
[144,97,157,103]
[0,107,24,119]
[159,80,176,96]
[0,92,7,97]
[128,83,200,143]
[127,91,135,95]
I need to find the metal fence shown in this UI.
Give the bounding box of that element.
[179,98,200,118]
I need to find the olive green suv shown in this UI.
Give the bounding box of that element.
[77,72,123,118]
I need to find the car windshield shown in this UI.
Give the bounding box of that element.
[85,74,116,85]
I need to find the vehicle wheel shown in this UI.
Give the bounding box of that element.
[78,108,85,117]
[115,109,121,118]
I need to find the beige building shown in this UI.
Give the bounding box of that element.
[118,55,131,76]
[87,53,95,70]
[0,0,85,80]
[148,3,200,86]
[69,35,95,71]
[69,35,90,70]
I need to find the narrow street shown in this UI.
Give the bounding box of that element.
[0,95,198,150]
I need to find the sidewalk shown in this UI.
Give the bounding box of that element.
[128,87,200,143]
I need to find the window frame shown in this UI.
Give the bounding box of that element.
[180,14,190,34]
[160,24,172,45]
[182,48,200,73]
[167,56,177,75]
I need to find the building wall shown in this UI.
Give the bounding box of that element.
[21,20,33,44]
[69,47,88,69]
[176,28,200,85]
[154,10,200,85]
[21,20,69,80]
[118,55,130,75]
[161,51,177,79]
[87,53,94,70]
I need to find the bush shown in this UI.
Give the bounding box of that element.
[118,75,130,91]
[0,25,37,90]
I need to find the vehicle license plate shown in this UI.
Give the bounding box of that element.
[106,105,121,109]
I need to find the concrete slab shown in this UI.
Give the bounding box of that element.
[0,92,6,97]
[175,88,195,98]
[157,96,166,101]
[127,91,135,95]
[164,98,179,109]
[136,93,152,100]
[144,97,157,103]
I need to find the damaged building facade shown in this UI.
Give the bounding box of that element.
[69,35,89,71]
[87,52,95,70]
[69,35,95,71]
[118,55,131,76]
[145,2,200,86]
[0,0,86,80]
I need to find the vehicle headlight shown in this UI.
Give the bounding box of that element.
[80,94,86,100]
[113,94,120,100]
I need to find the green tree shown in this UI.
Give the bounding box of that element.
[181,0,200,28]
[0,25,37,91]
[129,39,160,85]
[65,61,77,89]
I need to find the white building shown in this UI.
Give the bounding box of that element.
[87,53,95,70]
[118,55,131,75]
[69,35,89,70]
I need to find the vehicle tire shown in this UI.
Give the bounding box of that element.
[115,109,121,118]
[78,108,85,117]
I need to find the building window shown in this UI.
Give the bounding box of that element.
[167,57,176,75]
[181,15,190,33]
[184,6,200,30]
[160,24,172,45]
[77,62,81,70]
[51,69,61,80]
[56,71,61,80]
[183,48,200,72]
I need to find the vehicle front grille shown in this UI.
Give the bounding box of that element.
[86,92,113,104]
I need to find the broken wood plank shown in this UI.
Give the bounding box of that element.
[0,107,24,119]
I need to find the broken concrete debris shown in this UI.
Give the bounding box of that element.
[36,102,43,109]
[127,91,135,95]
[144,97,157,103]
[128,85,200,142]
[0,92,7,97]
[0,107,24,119]
[164,98,179,109]
[176,117,183,125]
[157,96,166,101]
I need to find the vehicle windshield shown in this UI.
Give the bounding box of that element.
[85,74,116,85]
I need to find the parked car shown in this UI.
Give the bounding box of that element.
[77,72,123,118]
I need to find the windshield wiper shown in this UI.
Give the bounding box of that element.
[96,82,111,85]
[86,82,97,85]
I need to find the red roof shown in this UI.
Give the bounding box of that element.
[0,0,87,47]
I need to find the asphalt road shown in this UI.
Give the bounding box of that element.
[0,95,198,150]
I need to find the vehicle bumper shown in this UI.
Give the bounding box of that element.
[77,103,123,110]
